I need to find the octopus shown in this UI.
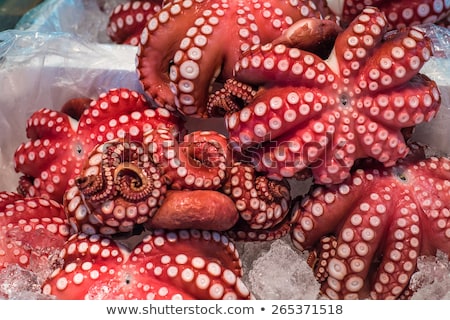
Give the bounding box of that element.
[14,88,180,203]
[217,7,440,184]
[290,146,450,299]
[0,192,70,272]
[64,126,239,235]
[135,0,327,117]
[65,121,291,240]
[325,0,450,30]
[42,229,252,299]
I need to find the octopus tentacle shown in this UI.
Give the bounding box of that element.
[107,0,163,45]
[137,0,323,116]
[226,213,292,241]
[322,186,394,299]
[355,27,433,92]
[207,79,257,117]
[15,108,79,200]
[307,235,338,283]
[165,130,230,190]
[116,163,156,202]
[234,43,335,87]
[291,151,450,299]
[370,199,421,299]
[223,162,291,230]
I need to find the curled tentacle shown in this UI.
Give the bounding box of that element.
[65,136,167,236]
[223,162,291,230]
[307,235,338,283]
[207,79,257,117]
[165,130,231,190]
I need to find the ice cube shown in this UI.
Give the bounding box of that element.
[0,264,54,300]
[243,237,320,300]
[411,250,450,299]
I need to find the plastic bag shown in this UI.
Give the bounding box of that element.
[15,0,118,43]
[0,30,139,191]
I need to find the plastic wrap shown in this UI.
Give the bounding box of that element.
[0,30,140,191]
[15,0,117,43]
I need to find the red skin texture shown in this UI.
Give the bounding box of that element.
[290,149,450,299]
[14,88,180,203]
[166,130,231,190]
[148,190,239,231]
[107,0,163,45]
[136,0,323,116]
[225,7,440,184]
[0,192,71,271]
[42,230,252,300]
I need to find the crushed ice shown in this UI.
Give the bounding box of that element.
[0,251,63,300]
[239,237,320,300]
[410,251,450,299]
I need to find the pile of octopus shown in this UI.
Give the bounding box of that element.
[2,0,450,300]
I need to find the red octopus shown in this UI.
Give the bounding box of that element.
[135,0,326,117]
[13,85,292,241]
[325,0,450,30]
[65,122,292,240]
[0,191,70,273]
[65,127,239,235]
[14,88,180,203]
[290,147,450,299]
[42,229,252,299]
[216,7,440,184]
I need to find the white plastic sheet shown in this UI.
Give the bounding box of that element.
[0,30,140,191]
